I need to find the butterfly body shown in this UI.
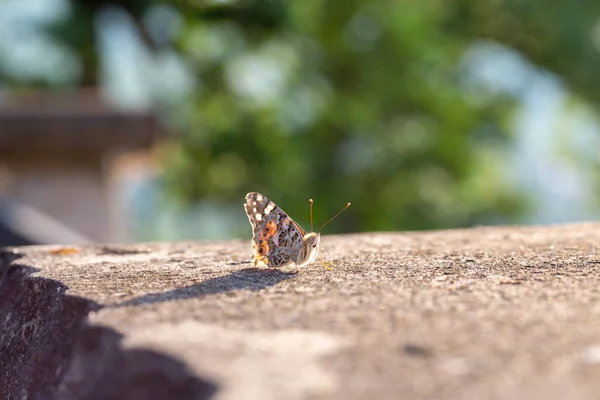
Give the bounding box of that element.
[244,192,320,268]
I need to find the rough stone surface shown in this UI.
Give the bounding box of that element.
[2,222,600,399]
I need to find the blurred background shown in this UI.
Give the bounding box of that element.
[1,0,600,246]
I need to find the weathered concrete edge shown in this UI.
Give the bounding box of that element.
[0,250,217,400]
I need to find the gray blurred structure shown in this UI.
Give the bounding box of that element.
[0,89,166,246]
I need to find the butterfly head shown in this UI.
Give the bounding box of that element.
[297,232,321,267]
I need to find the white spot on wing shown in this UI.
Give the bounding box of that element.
[256,195,263,201]
[253,207,257,212]
[255,213,262,221]
[264,202,275,215]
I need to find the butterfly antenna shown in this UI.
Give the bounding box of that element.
[309,199,314,232]
[317,202,351,233]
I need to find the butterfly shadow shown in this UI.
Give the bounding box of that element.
[112,268,297,308]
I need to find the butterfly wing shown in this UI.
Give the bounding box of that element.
[244,192,306,267]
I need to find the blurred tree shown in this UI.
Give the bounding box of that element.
[453,0,600,105]
[3,0,600,235]
[165,0,525,233]
[50,0,163,85]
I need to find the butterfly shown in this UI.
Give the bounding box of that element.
[244,192,350,268]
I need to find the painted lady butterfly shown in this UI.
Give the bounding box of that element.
[244,192,350,268]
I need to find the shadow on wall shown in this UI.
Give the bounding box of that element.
[113,267,297,308]
[0,252,217,400]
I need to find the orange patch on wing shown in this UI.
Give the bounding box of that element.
[261,220,277,240]
[253,240,270,265]
[258,242,270,256]
[254,220,277,266]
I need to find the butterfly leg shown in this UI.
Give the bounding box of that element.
[318,253,335,270]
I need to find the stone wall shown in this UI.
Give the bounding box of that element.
[2,223,600,399]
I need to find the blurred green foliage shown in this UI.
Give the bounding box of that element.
[165,0,528,233]
[4,0,600,234]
